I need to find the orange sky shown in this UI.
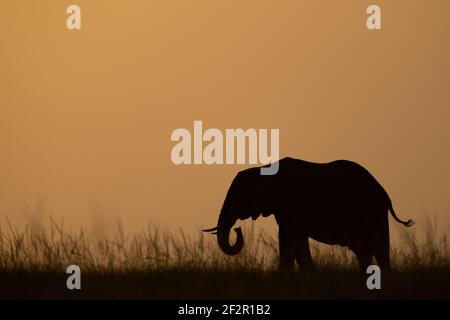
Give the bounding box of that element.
[1,1,450,236]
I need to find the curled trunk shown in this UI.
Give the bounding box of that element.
[217,217,244,255]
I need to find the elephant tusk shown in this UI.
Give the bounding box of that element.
[202,226,218,232]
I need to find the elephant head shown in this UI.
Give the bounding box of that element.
[203,167,274,255]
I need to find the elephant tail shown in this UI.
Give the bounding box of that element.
[388,202,414,227]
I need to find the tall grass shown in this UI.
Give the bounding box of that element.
[0,217,448,272]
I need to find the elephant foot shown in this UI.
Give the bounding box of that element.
[278,262,295,273]
[300,264,316,272]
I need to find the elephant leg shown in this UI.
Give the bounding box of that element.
[374,216,391,272]
[294,237,314,271]
[353,246,373,273]
[374,244,390,272]
[278,225,295,271]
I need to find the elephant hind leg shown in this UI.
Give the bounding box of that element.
[374,229,391,271]
[353,246,374,273]
[374,246,390,272]
[374,215,391,272]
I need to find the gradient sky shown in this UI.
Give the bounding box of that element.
[1,1,450,236]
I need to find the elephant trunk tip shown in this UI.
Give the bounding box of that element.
[217,225,244,256]
[404,219,414,227]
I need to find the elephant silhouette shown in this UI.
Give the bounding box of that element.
[203,157,414,271]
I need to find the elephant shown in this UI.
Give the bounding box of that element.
[203,157,414,271]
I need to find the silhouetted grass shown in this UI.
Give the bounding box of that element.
[0,217,449,299]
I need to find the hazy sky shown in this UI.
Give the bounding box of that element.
[1,1,450,236]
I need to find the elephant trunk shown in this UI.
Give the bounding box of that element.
[217,216,244,256]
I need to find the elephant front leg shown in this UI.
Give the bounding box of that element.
[278,225,295,271]
[295,236,315,271]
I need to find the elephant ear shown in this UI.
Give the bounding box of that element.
[249,170,275,220]
[257,172,279,218]
[234,167,276,221]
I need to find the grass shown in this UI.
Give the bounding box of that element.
[0,217,449,299]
